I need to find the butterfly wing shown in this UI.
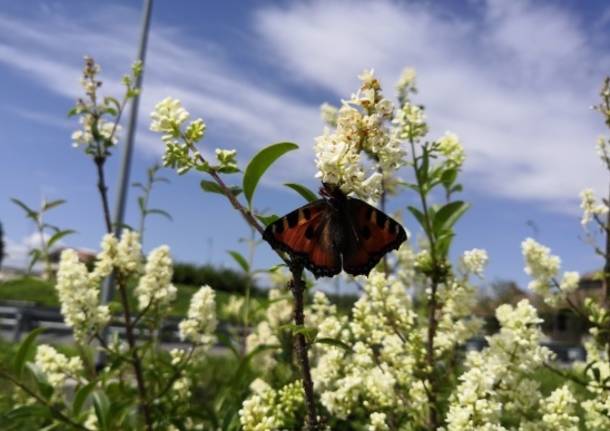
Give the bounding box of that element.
[341,197,407,276]
[263,200,341,278]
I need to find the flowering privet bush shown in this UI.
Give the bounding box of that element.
[3,52,610,431]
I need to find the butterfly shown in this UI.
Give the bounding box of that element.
[263,183,407,278]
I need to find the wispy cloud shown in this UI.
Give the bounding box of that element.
[254,0,610,210]
[1,1,609,213]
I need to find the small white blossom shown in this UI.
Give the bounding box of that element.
[55,249,110,342]
[35,344,83,387]
[368,412,389,431]
[580,188,608,225]
[150,97,190,134]
[215,148,238,170]
[559,271,580,293]
[521,238,560,296]
[116,229,142,275]
[540,386,579,430]
[179,285,217,349]
[320,102,339,127]
[462,248,488,276]
[437,132,465,167]
[135,245,177,313]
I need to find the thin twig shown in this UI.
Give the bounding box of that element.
[289,264,319,430]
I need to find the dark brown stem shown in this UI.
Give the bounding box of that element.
[116,273,154,431]
[94,156,113,234]
[289,264,319,430]
[0,369,91,430]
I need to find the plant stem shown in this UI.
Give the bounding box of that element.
[289,264,319,430]
[94,156,113,234]
[116,273,154,431]
[409,139,441,430]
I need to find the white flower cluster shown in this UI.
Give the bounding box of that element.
[135,245,177,314]
[392,101,428,142]
[35,344,83,387]
[461,248,488,277]
[435,281,483,355]
[215,148,238,170]
[150,97,190,136]
[437,131,465,168]
[239,380,304,431]
[446,300,552,430]
[55,249,110,342]
[521,238,580,304]
[314,69,405,200]
[309,272,428,425]
[320,102,339,128]
[178,285,218,349]
[540,385,579,430]
[396,67,417,103]
[580,188,608,226]
[246,288,292,370]
[72,115,121,148]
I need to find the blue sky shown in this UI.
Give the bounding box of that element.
[1,0,610,292]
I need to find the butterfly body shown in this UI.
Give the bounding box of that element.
[263,183,407,278]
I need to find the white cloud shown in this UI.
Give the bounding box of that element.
[0,1,609,213]
[254,0,610,211]
[0,5,322,183]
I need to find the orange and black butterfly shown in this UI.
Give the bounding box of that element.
[263,183,407,278]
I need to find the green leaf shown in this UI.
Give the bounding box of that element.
[200,180,242,196]
[137,196,146,213]
[228,250,250,273]
[407,206,426,230]
[28,249,42,273]
[217,165,240,174]
[284,183,318,203]
[4,404,50,421]
[42,199,66,212]
[67,106,79,117]
[242,142,298,207]
[10,198,37,219]
[279,323,318,343]
[131,182,146,191]
[14,328,45,379]
[440,168,458,189]
[73,381,97,416]
[146,208,173,221]
[315,337,352,352]
[256,214,279,227]
[26,363,53,400]
[47,229,75,249]
[432,201,469,235]
[93,391,110,431]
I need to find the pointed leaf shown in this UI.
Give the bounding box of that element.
[200,180,242,196]
[284,183,318,203]
[93,391,110,431]
[14,328,45,379]
[73,381,97,416]
[242,142,298,206]
[433,201,469,234]
[228,250,249,273]
[147,209,173,221]
[42,199,66,212]
[47,229,75,249]
[11,198,37,219]
[26,363,53,400]
[256,214,279,227]
[407,206,426,230]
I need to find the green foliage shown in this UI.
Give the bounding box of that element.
[284,183,318,203]
[242,142,298,207]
